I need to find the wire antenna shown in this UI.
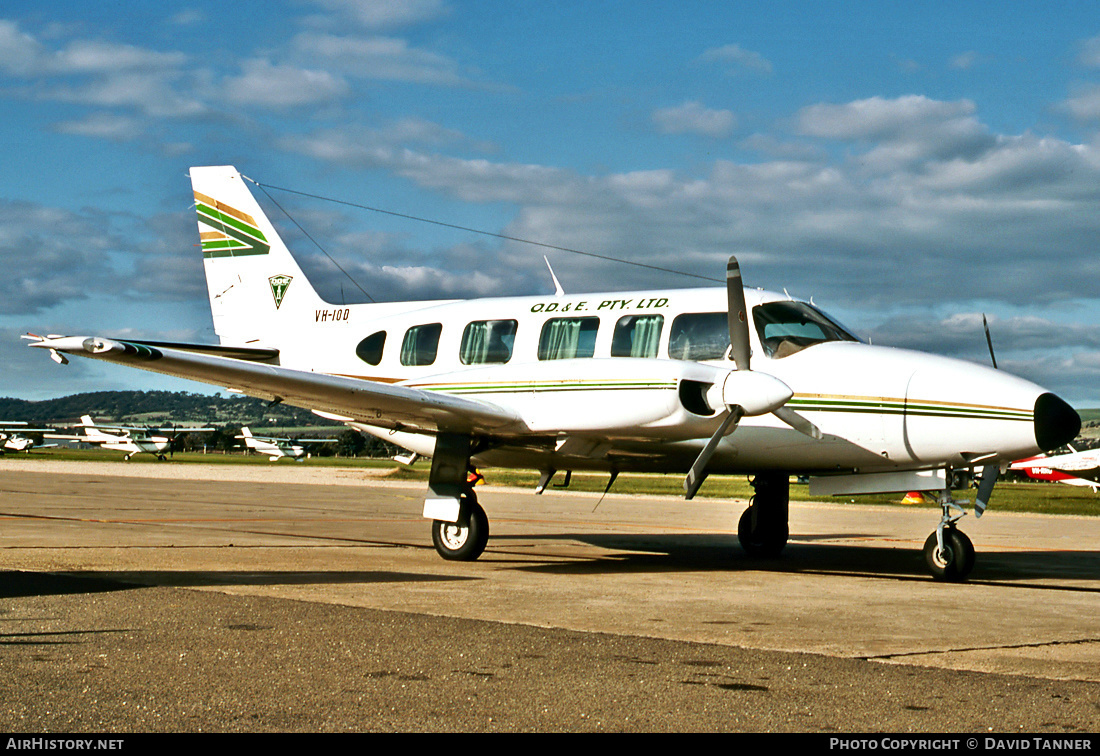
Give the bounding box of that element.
[248,178,723,286]
[245,176,376,303]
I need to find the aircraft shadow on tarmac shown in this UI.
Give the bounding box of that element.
[500,534,1100,588]
[3,538,1097,598]
[0,569,474,599]
[0,571,136,599]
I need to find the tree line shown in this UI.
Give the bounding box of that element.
[0,390,340,426]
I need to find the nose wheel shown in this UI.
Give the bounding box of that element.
[923,527,974,581]
[923,489,976,581]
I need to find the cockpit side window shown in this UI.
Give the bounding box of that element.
[752,301,860,358]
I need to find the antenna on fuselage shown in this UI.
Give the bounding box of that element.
[544,256,565,296]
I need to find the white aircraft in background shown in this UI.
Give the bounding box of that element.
[237,426,337,461]
[48,415,212,460]
[0,422,57,453]
[27,166,1081,581]
[1010,448,1100,491]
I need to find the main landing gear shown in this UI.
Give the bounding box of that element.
[430,488,489,561]
[424,432,491,561]
[737,473,790,558]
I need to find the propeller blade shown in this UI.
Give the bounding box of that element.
[726,256,751,371]
[975,464,999,517]
[773,406,823,440]
[982,314,997,370]
[685,406,743,500]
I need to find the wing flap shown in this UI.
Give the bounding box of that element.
[29,336,524,436]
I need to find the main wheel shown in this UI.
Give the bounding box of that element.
[431,496,489,561]
[737,505,788,558]
[923,528,975,582]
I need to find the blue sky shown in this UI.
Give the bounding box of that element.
[5,0,1100,406]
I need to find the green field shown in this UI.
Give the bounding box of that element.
[7,447,1098,517]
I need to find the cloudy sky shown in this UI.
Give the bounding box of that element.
[5,0,1100,406]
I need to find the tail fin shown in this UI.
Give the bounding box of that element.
[240,427,253,438]
[79,416,112,443]
[190,166,326,346]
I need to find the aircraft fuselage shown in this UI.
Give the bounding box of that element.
[252,284,1074,479]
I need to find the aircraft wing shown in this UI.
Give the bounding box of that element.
[29,335,525,436]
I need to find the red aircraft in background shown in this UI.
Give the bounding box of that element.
[1011,448,1100,492]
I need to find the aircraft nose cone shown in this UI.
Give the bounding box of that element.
[1034,393,1080,452]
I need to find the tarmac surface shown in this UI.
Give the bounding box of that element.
[0,458,1098,733]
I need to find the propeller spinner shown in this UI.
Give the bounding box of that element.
[683,256,822,499]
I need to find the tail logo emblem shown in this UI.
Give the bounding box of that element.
[194,191,271,258]
[269,274,292,309]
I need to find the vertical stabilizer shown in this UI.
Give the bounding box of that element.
[190,166,326,346]
[79,416,112,443]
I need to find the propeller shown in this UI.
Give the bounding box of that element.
[683,256,822,499]
[982,313,997,369]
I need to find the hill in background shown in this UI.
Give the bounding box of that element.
[0,390,339,428]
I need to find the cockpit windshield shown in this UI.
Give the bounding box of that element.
[752,301,861,359]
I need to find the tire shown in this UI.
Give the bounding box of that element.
[923,528,975,582]
[431,496,489,562]
[737,505,788,558]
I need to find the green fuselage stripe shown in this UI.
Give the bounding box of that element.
[409,383,1031,422]
[416,380,676,395]
[787,397,1030,422]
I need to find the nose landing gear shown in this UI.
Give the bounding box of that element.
[923,489,976,581]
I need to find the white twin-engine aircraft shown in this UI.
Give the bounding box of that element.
[28,166,1081,581]
[237,427,337,461]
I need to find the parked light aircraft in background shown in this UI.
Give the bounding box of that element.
[0,422,57,453]
[27,166,1081,580]
[238,426,337,461]
[48,415,212,460]
[1011,448,1100,491]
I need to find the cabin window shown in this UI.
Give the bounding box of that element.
[611,314,663,358]
[460,319,518,365]
[538,317,599,360]
[668,312,729,361]
[753,301,860,358]
[400,323,442,366]
[355,331,387,366]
